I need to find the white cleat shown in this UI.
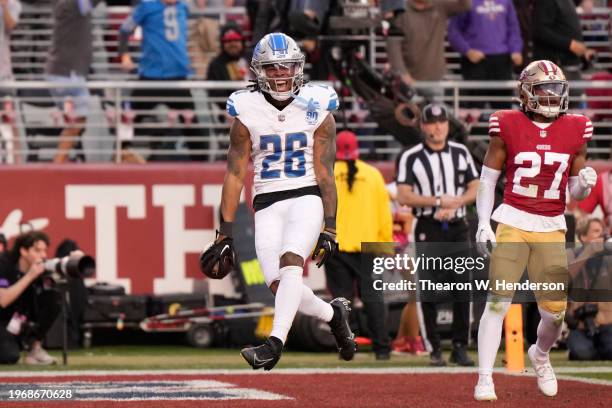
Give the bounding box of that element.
[474,377,497,401]
[528,345,558,397]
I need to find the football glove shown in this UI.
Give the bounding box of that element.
[475,224,497,257]
[311,230,337,268]
[199,236,235,279]
[578,167,597,189]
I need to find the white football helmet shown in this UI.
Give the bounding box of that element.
[518,60,569,118]
[251,33,305,101]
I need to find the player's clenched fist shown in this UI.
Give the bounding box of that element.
[312,230,337,268]
[578,167,597,189]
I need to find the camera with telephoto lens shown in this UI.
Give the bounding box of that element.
[574,303,599,338]
[43,252,95,283]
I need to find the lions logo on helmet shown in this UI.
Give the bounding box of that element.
[518,60,569,118]
[251,33,305,101]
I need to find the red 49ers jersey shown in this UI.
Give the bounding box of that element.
[489,110,592,217]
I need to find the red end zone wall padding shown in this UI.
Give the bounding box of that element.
[0,163,251,294]
[0,161,609,294]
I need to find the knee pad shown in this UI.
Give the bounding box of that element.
[538,303,566,326]
[486,298,512,317]
[538,301,567,316]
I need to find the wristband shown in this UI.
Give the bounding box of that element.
[324,217,336,231]
[219,221,233,238]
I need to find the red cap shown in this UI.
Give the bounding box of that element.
[336,130,359,160]
[221,30,243,42]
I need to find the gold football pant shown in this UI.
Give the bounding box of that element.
[489,223,567,314]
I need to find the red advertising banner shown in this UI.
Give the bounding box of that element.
[0,164,253,295]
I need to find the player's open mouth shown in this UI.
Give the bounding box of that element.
[276,80,289,89]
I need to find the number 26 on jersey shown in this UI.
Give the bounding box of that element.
[260,133,307,179]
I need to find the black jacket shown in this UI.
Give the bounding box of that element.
[532,0,583,68]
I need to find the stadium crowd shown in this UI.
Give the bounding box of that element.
[0,0,611,365]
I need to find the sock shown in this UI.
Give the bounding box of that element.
[269,266,304,343]
[298,285,334,322]
[477,301,511,379]
[535,307,564,360]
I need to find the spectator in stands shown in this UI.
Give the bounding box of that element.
[577,170,612,230]
[512,0,534,69]
[325,130,393,360]
[566,218,612,360]
[532,0,595,82]
[206,22,249,111]
[386,0,472,102]
[119,0,206,161]
[395,103,478,366]
[188,0,221,79]
[0,0,20,83]
[447,0,523,109]
[0,231,60,365]
[0,0,22,163]
[386,182,427,356]
[45,0,101,163]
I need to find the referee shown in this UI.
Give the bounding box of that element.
[396,103,479,367]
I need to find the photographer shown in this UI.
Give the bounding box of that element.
[566,218,612,360]
[0,231,60,364]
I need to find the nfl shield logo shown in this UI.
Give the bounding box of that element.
[539,130,547,138]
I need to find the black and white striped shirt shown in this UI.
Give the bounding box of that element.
[396,141,479,218]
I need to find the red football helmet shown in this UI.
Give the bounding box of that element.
[518,60,569,118]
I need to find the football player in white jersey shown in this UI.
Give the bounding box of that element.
[202,33,356,370]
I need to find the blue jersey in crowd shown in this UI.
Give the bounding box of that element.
[121,0,191,79]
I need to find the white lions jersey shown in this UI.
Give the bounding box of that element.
[226,83,339,195]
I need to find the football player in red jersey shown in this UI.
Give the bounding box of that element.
[473,60,598,401]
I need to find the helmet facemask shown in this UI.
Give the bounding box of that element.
[518,60,570,119]
[252,59,305,101]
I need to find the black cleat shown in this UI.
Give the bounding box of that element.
[430,350,447,367]
[328,297,357,361]
[450,344,475,367]
[240,336,283,371]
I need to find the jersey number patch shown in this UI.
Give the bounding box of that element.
[261,133,307,179]
[163,7,179,41]
[512,151,570,199]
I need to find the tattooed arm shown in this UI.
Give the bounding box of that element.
[218,118,251,240]
[313,113,337,232]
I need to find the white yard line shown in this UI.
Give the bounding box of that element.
[0,366,611,378]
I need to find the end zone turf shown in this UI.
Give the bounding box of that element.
[0,368,610,407]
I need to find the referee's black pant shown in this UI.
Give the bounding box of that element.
[325,252,391,355]
[415,217,471,353]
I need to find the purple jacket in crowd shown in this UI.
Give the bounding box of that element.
[447,0,523,56]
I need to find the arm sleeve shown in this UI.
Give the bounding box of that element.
[506,1,523,54]
[119,3,147,54]
[533,0,574,50]
[476,165,501,225]
[447,13,471,55]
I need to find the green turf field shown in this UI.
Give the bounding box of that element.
[0,346,610,382]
